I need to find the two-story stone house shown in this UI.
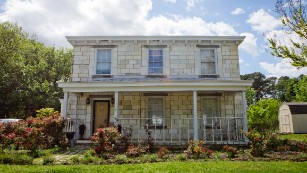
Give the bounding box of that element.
[58,36,252,144]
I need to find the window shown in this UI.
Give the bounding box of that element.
[202,97,219,117]
[96,49,111,75]
[147,97,165,126]
[148,49,163,75]
[200,49,216,75]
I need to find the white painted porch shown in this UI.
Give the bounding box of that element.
[65,116,246,145]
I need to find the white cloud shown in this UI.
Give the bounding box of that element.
[186,0,197,11]
[0,0,260,57]
[260,59,307,77]
[0,0,243,47]
[231,8,245,15]
[164,0,176,3]
[0,0,152,46]
[239,32,259,57]
[247,9,281,32]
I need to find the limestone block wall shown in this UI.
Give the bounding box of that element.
[70,41,241,81]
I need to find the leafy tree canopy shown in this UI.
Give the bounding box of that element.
[268,0,306,67]
[0,22,71,118]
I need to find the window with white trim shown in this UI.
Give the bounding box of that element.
[148,49,163,75]
[147,97,165,126]
[96,49,111,75]
[202,97,219,118]
[200,49,217,75]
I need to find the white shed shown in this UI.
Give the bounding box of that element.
[279,102,307,134]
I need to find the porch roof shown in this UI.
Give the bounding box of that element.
[58,78,252,92]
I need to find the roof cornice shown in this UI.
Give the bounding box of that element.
[65,36,245,46]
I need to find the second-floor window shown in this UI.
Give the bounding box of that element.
[96,49,111,75]
[148,49,163,75]
[200,49,217,75]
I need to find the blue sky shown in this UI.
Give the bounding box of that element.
[0,0,306,77]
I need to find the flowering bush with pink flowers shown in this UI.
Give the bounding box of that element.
[27,112,67,149]
[0,121,44,153]
[0,111,67,153]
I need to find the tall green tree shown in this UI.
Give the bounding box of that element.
[241,72,271,101]
[275,76,300,102]
[294,75,307,101]
[268,0,306,67]
[0,22,71,118]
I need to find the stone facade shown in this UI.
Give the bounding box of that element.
[61,36,248,142]
[70,40,240,81]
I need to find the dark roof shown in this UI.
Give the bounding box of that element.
[288,105,307,114]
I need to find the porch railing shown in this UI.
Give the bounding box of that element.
[117,116,245,144]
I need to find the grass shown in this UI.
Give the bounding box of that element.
[0,161,307,173]
[278,134,307,142]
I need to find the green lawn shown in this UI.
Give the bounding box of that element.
[1,161,307,173]
[278,134,307,142]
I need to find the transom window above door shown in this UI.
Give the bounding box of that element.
[148,49,163,75]
[96,49,111,75]
[200,49,217,75]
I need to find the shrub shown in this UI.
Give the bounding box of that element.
[175,153,187,161]
[185,140,213,159]
[140,154,157,163]
[42,155,55,165]
[120,125,133,151]
[71,155,80,164]
[0,153,33,165]
[90,126,120,156]
[247,99,280,136]
[223,145,237,158]
[0,112,67,154]
[36,108,57,118]
[80,155,102,164]
[0,120,44,154]
[126,144,147,158]
[245,129,266,157]
[266,134,284,151]
[27,112,67,149]
[114,154,129,164]
[157,146,170,159]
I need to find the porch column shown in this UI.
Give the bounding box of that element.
[63,91,69,119]
[114,91,119,125]
[193,90,198,140]
[242,91,248,140]
[74,95,78,136]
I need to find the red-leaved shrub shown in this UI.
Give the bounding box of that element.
[0,112,67,153]
[90,126,120,156]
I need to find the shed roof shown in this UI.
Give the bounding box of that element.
[283,102,307,114]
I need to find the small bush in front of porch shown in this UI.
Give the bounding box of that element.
[125,144,147,158]
[245,130,267,157]
[157,147,171,159]
[223,145,237,158]
[90,126,120,157]
[185,140,213,159]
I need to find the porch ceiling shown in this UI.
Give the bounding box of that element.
[58,79,252,92]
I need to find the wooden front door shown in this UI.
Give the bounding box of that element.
[93,100,110,133]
